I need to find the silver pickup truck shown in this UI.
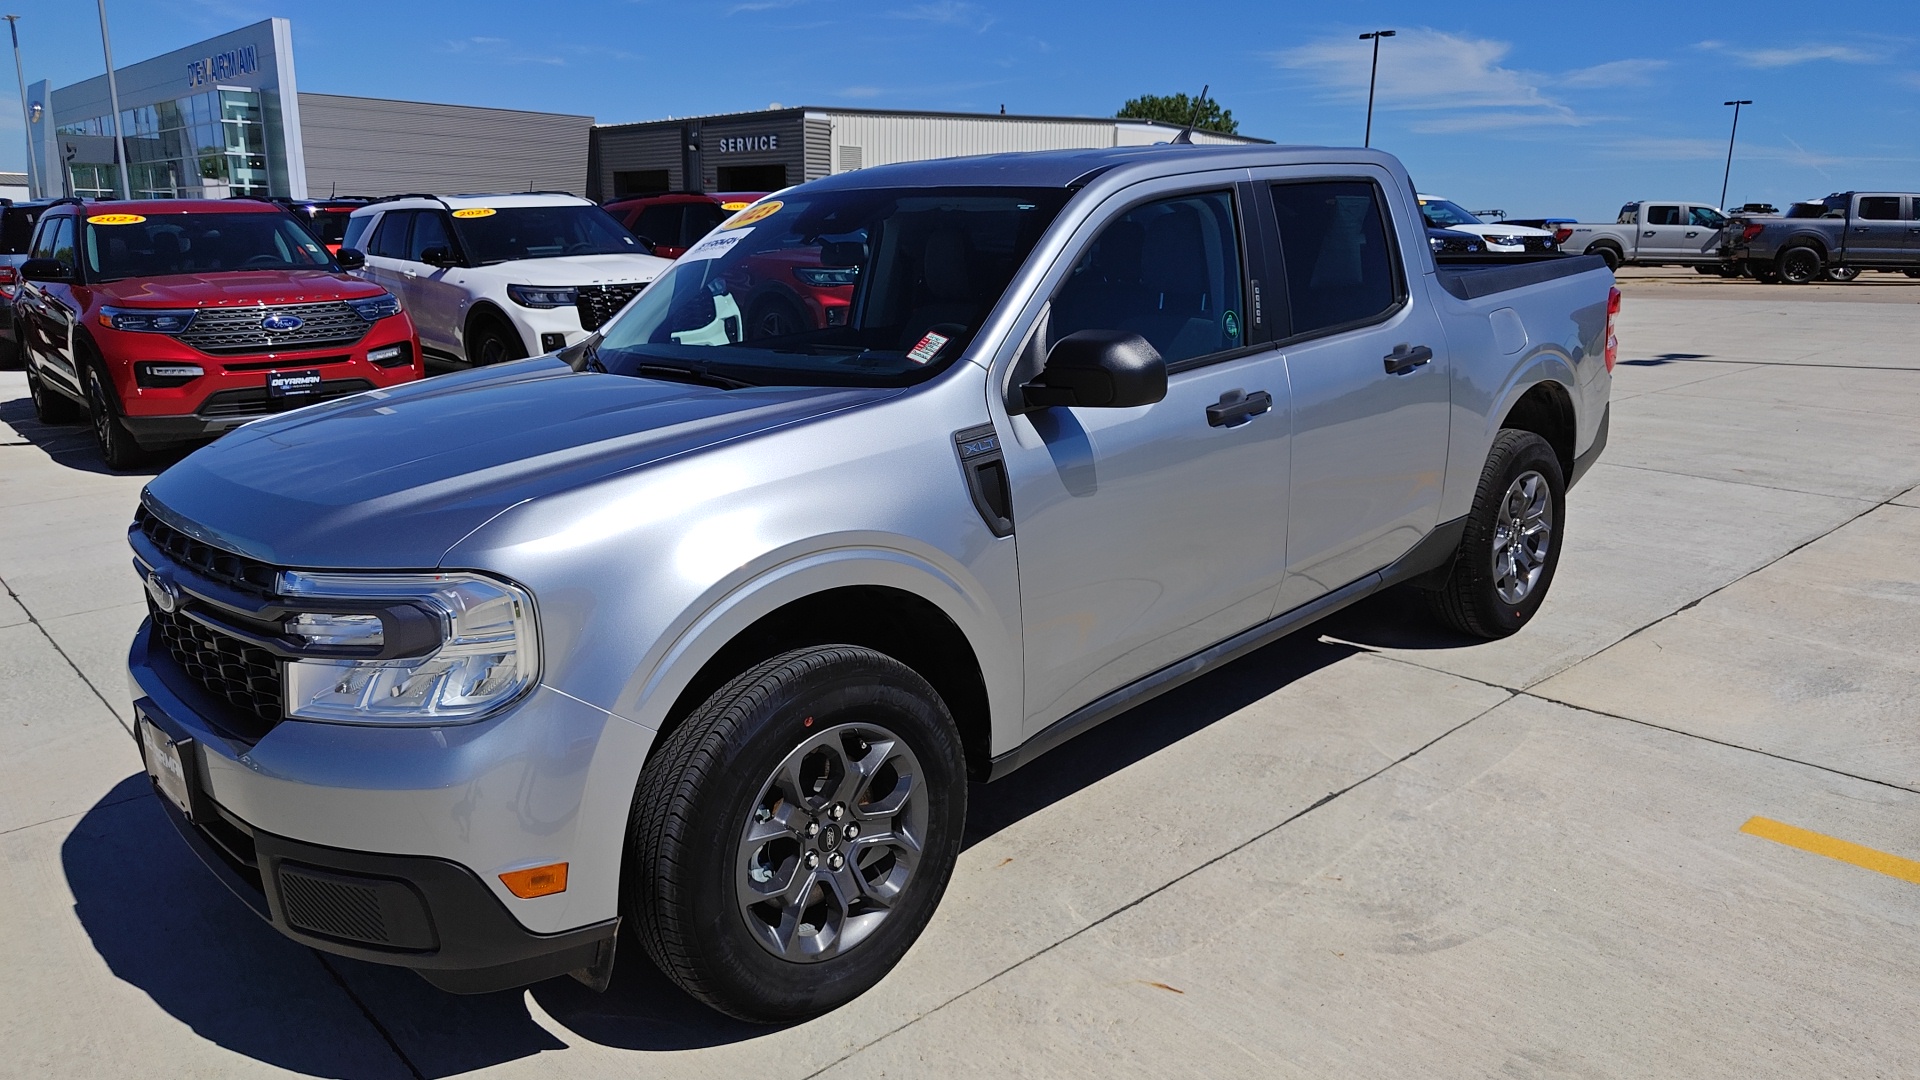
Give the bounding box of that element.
[125,145,1615,1022]
[1566,200,1732,272]
[1725,191,1920,283]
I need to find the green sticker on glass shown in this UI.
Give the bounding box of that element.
[1223,310,1240,339]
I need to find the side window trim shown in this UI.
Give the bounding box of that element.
[1261,175,1411,351]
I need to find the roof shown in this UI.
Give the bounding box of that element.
[594,104,1267,143]
[347,191,594,215]
[52,198,285,215]
[797,143,1331,192]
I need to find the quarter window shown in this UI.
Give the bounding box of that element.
[1267,180,1404,339]
[1051,191,1246,366]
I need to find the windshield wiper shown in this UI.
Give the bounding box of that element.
[634,361,757,390]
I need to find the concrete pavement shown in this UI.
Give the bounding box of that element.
[2,294,1917,1077]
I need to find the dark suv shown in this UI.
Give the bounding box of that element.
[270,196,373,254]
[602,191,765,258]
[0,198,59,364]
[18,199,420,467]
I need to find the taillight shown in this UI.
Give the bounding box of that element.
[1604,286,1621,373]
[0,265,16,286]
[1553,227,1573,244]
[1741,223,1765,242]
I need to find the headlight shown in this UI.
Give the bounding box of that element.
[99,306,197,333]
[507,284,579,308]
[277,570,539,725]
[346,294,402,321]
[792,266,858,287]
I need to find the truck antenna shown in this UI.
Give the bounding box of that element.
[1170,85,1210,145]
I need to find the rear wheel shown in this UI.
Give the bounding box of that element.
[1775,246,1824,285]
[467,317,526,366]
[1587,244,1623,271]
[628,645,967,1023]
[1426,429,1566,639]
[84,361,147,470]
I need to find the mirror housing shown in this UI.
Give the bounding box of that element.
[418,245,460,269]
[20,258,71,283]
[334,247,366,271]
[1019,330,1167,410]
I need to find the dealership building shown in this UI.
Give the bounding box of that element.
[26,18,1260,203]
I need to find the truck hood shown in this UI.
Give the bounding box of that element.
[468,252,673,285]
[90,269,383,307]
[141,359,894,569]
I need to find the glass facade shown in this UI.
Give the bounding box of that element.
[56,88,273,199]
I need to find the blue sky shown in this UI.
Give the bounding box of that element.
[5,0,1916,219]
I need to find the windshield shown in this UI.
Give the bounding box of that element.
[83,212,332,280]
[594,186,1072,387]
[1419,199,1483,228]
[450,205,646,264]
[305,210,353,246]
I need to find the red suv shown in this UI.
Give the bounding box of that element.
[603,191,856,338]
[16,199,421,467]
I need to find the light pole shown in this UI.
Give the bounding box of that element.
[95,0,129,199]
[1719,99,1751,211]
[1359,29,1396,148]
[3,16,35,198]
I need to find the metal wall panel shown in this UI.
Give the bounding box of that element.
[593,124,686,196]
[818,114,1119,172]
[297,93,591,197]
[803,118,833,182]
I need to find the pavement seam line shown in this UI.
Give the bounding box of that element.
[795,693,1515,1080]
[0,571,132,737]
[1593,459,1898,501]
[312,953,429,1080]
[0,787,148,838]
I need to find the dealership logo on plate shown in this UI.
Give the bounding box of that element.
[261,314,305,332]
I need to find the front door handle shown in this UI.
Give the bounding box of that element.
[1206,388,1272,428]
[1384,344,1434,375]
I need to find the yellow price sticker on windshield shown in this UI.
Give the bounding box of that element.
[721,201,782,230]
[451,207,496,219]
[87,213,146,225]
[720,201,752,211]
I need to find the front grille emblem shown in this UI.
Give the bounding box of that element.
[145,569,182,614]
[261,313,305,332]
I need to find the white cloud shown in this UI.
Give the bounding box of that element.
[890,2,995,32]
[1275,29,1580,131]
[1697,40,1885,68]
[1558,58,1668,88]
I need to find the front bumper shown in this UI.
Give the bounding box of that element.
[136,695,617,993]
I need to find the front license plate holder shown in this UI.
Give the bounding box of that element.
[137,706,204,822]
[267,369,322,398]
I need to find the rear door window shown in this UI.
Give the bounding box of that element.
[368,211,412,259]
[1266,180,1405,340]
[1858,196,1901,221]
[1645,205,1683,226]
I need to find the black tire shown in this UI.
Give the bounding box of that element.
[1693,265,1719,275]
[1426,429,1566,639]
[27,361,84,423]
[1906,270,1920,279]
[1751,266,1782,284]
[1587,244,1623,271]
[1825,265,1860,283]
[628,645,966,1023]
[466,317,526,366]
[84,360,147,469]
[0,333,19,369]
[1717,264,1743,278]
[1776,246,1823,285]
[746,293,809,340]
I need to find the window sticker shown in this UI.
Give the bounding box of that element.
[451,208,496,219]
[87,213,146,225]
[720,201,753,211]
[1222,311,1240,338]
[721,200,782,230]
[679,227,752,263]
[906,330,950,364]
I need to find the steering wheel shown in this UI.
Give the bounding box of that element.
[563,242,598,256]
[243,254,283,267]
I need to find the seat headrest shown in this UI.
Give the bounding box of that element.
[921,229,971,301]
[1141,210,1207,295]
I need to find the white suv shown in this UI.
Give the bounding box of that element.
[341,193,671,367]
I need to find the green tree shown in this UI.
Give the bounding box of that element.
[1117,93,1238,136]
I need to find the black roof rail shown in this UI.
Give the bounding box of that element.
[371,192,452,208]
[48,196,85,209]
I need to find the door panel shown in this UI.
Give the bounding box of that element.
[1638,204,1690,258]
[1849,195,1905,264]
[1002,187,1291,732]
[1259,174,1452,612]
[1906,197,1920,254]
[402,210,467,354]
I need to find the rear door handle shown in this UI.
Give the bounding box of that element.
[1206,388,1272,428]
[1384,344,1434,375]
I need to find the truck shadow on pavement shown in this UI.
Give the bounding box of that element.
[62,626,1373,1071]
[0,396,185,476]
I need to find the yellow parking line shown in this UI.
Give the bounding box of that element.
[1740,816,1920,885]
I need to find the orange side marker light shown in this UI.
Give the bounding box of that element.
[500,862,569,898]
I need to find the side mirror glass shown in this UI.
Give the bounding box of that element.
[419,245,459,268]
[334,247,366,271]
[20,257,70,283]
[1020,330,1167,410]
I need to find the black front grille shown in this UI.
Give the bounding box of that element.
[175,302,370,356]
[149,601,283,725]
[576,282,648,331]
[137,508,279,595]
[199,378,374,418]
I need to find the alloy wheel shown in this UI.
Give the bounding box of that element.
[736,721,926,963]
[1491,470,1553,605]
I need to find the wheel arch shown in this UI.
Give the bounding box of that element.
[463,300,529,357]
[1495,377,1578,480]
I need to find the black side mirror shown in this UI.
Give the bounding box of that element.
[418,245,459,268]
[1020,330,1167,410]
[334,247,366,270]
[20,258,70,283]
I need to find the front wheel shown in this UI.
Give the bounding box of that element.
[1775,246,1824,285]
[466,318,526,366]
[84,362,147,470]
[628,646,967,1023]
[1425,429,1566,639]
[1825,265,1861,283]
